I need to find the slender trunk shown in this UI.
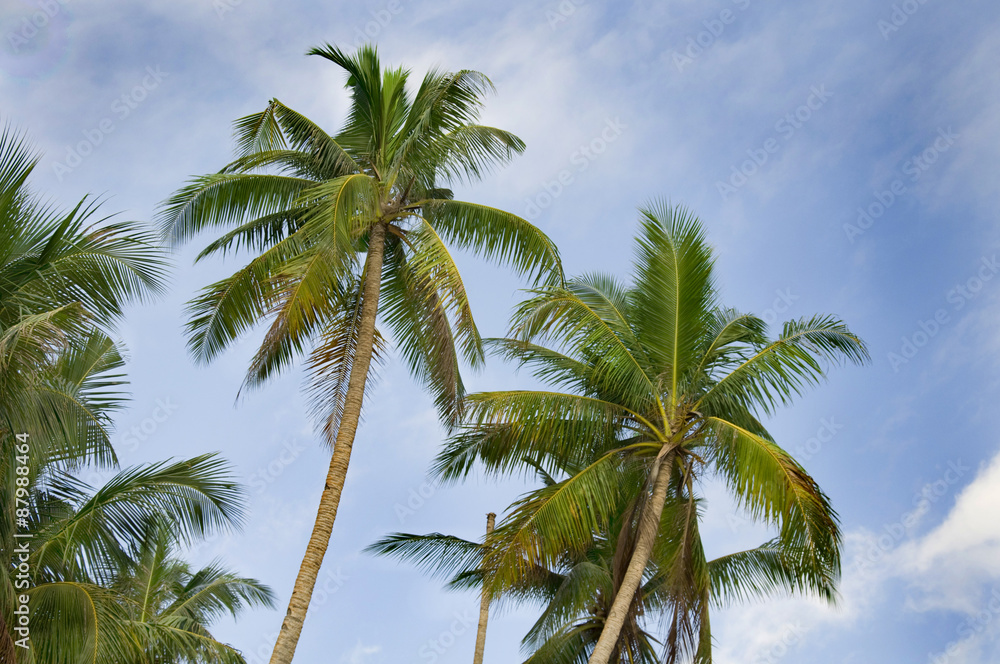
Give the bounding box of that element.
[588,451,674,664]
[268,222,388,664]
[472,512,496,664]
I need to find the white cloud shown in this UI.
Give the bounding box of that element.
[713,444,1000,664]
[897,452,1000,614]
[342,641,382,664]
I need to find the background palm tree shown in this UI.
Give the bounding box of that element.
[429,202,869,663]
[0,121,267,663]
[0,123,167,466]
[110,519,275,664]
[158,44,562,664]
[0,330,265,663]
[7,450,269,664]
[371,456,834,664]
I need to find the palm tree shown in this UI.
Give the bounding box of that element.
[111,519,275,664]
[473,512,495,664]
[371,460,835,664]
[0,334,253,662]
[0,337,262,662]
[0,123,167,466]
[158,44,562,663]
[431,202,869,663]
[6,449,268,663]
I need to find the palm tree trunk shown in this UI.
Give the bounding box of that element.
[268,222,388,664]
[472,512,496,664]
[588,451,674,664]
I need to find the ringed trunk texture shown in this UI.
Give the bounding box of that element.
[472,512,496,664]
[268,222,388,664]
[588,451,674,664]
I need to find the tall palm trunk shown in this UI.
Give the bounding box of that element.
[588,451,674,664]
[268,222,388,664]
[472,512,496,664]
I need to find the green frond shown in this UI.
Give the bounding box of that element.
[706,417,840,579]
[697,315,869,417]
[233,100,287,157]
[195,209,306,261]
[293,173,381,242]
[629,202,716,407]
[404,219,484,368]
[379,237,467,427]
[303,273,388,444]
[507,280,657,409]
[268,100,361,176]
[433,124,526,182]
[486,337,596,396]
[365,533,483,584]
[182,232,311,364]
[522,560,613,650]
[708,538,837,608]
[240,243,358,390]
[157,173,313,245]
[421,200,563,285]
[483,450,632,593]
[432,391,643,481]
[33,454,245,577]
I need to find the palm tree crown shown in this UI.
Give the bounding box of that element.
[158,44,561,429]
[158,44,563,664]
[432,202,869,663]
[0,125,167,465]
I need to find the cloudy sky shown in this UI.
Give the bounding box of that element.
[3,0,1000,662]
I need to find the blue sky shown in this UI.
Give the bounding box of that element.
[3,0,1000,662]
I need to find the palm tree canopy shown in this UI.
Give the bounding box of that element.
[0,124,168,466]
[428,202,868,661]
[0,330,267,664]
[4,446,263,664]
[110,519,275,664]
[157,44,563,435]
[370,465,836,664]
